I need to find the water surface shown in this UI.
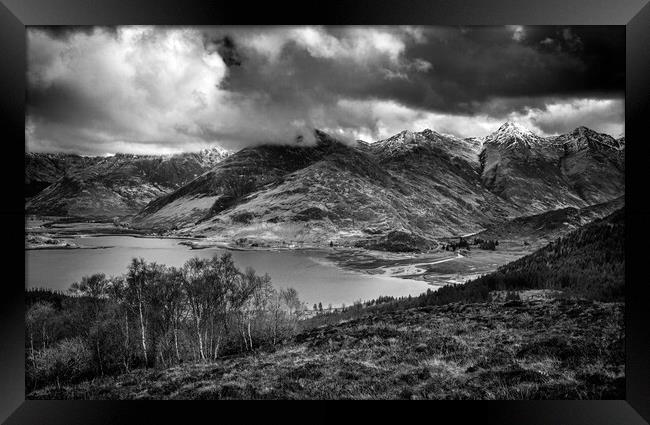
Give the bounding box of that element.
[26,235,432,307]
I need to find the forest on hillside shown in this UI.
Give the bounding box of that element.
[303,208,624,328]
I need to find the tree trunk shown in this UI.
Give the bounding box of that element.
[209,319,213,361]
[138,295,148,366]
[214,333,221,360]
[241,321,248,351]
[195,317,205,361]
[124,312,130,372]
[173,326,180,364]
[29,332,36,371]
[96,338,104,376]
[247,320,253,351]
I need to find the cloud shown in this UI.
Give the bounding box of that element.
[507,25,526,42]
[26,25,625,154]
[283,96,624,143]
[519,98,624,136]
[28,26,232,154]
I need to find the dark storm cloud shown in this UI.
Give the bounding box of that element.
[203,35,242,67]
[205,25,623,120]
[31,25,118,40]
[26,26,625,155]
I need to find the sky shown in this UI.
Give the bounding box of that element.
[26,25,625,155]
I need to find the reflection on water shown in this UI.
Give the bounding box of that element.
[26,236,431,307]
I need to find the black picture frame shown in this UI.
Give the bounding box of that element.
[3,0,649,423]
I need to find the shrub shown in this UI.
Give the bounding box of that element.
[232,211,255,224]
[29,337,93,389]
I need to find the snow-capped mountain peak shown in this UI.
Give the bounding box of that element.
[484,121,541,149]
[496,121,536,137]
[197,146,231,167]
[553,126,624,152]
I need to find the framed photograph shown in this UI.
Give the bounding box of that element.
[3,0,649,422]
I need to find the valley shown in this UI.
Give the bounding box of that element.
[26,122,625,294]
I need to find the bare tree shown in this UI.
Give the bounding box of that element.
[126,258,150,366]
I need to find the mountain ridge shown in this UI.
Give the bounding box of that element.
[128,123,623,245]
[26,147,230,218]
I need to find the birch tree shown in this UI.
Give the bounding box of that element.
[126,258,150,366]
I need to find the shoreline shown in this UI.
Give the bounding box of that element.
[26,244,114,251]
[25,219,530,286]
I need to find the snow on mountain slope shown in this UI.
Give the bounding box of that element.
[483,121,543,149]
[370,129,483,166]
[132,129,521,241]
[38,122,624,246]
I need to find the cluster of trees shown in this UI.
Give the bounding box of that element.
[26,253,305,391]
[442,237,500,251]
[473,238,499,250]
[442,237,471,251]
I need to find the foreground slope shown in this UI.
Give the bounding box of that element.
[28,296,623,400]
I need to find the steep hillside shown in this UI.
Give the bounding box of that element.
[25,153,101,198]
[133,133,352,230]
[553,127,625,205]
[477,196,624,245]
[26,148,229,218]
[131,125,624,245]
[131,130,521,241]
[479,122,624,213]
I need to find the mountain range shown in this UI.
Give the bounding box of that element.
[120,122,624,245]
[25,122,624,245]
[25,148,229,218]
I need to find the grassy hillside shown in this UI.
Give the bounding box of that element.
[28,295,623,400]
[132,129,524,242]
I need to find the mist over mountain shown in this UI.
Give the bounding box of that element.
[121,123,624,245]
